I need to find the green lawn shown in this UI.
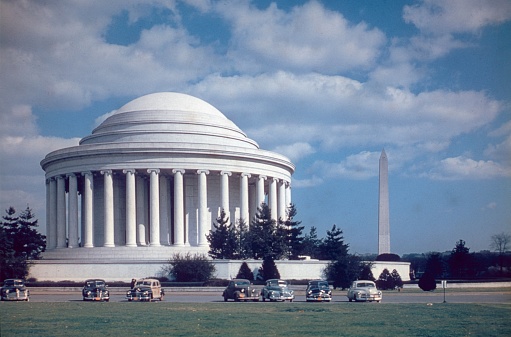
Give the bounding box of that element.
[1,302,510,337]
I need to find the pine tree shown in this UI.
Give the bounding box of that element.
[249,203,286,260]
[236,262,254,280]
[280,203,305,260]
[301,226,321,259]
[319,224,348,261]
[0,206,46,280]
[206,209,237,259]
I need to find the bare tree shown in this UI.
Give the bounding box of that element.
[490,232,511,273]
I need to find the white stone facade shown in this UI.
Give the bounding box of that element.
[36,93,295,281]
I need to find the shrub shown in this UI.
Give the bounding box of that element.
[236,262,254,280]
[376,253,401,262]
[162,253,216,282]
[257,257,280,281]
[418,272,437,291]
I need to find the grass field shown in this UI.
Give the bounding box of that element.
[1,302,510,337]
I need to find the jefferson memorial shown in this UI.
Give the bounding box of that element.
[30,92,319,281]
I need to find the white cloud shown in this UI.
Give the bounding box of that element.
[272,142,315,163]
[312,151,381,180]
[215,1,386,74]
[424,156,511,180]
[403,0,511,35]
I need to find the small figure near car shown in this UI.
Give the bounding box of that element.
[305,280,332,302]
[261,279,294,302]
[82,279,110,301]
[1,279,30,301]
[222,279,260,302]
[126,278,164,302]
[347,280,382,302]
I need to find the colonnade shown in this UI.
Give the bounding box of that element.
[45,169,291,250]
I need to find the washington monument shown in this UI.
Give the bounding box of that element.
[378,149,390,254]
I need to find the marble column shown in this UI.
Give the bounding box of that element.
[278,179,286,221]
[285,181,292,207]
[101,170,115,247]
[256,175,266,210]
[82,172,94,248]
[67,173,79,248]
[48,178,57,249]
[123,169,137,247]
[172,169,185,246]
[159,174,170,245]
[269,177,278,221]
[56,176,67,248]
[197,170,209,246]
[240,173,251,222]
[148,169,161,246]
[136,175,146,246]
[220,171,231,219]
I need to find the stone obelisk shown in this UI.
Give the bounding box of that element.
[378,149,390,254]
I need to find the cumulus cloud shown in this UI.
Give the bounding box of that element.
[214,1,386,74]
[424,156,511,180]
[272,142,316,163]
[403,0,511,35]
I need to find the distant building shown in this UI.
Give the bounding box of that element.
[33,92,295,281]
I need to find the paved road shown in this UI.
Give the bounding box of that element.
[21,288,511,304]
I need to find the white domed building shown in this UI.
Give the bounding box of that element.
[30,92,304,281]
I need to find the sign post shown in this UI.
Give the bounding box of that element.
[441,280,447,303]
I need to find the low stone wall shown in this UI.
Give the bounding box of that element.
[28,258,410,282]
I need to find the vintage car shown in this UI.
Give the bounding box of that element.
[261,279,294,302]
[347,280,382,302]
[126,278,165,301]
[305,280,332,302]
[222,279,260,302]
[82,279,110,301]
[1,279,30,301]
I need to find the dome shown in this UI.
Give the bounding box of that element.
[80,92,259,149]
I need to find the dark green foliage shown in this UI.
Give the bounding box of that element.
[358,262,375,281]
[391,269,403,288]
[376,268,395,290]
[323,254,360,289]
[163,253,216,282]
[418,272,437,291]
[1,206,46,281]
[236,262,254,280]
[318,224,348,261]
[301,226,321,259]
[257,256,281,281]
[376,268,404,289]
[425,252,445,278]
[279,204,305,260]
[376,253,401,262]
[249,203,287,260]
[449,239,473,278]
[206,209,237,259]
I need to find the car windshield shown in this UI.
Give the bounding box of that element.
[268,280,287,287]
[357,283,375,288]
[135,280,152,286]
[4,280,22,287]
[86,280,104,287]
[315,282,329,289]
[235,281,250,286]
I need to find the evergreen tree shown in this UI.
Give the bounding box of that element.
[425,252,445,278]
[301,226,321,259]
[449,239,473,278]
[391,269,403,288]
[418,272,437,291]
[236,262,254,280]
[0,206,46,280]
[376,268,395,290]
[319,224,348,261]
[206,210,237,259]
[257,256,281,281]
[249,203,286,260]
[235,219,252,260]
[279,203,305,260]
[359,262,375,281]
[323,254,360,289]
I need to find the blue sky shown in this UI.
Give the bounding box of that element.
[1,0,510,255]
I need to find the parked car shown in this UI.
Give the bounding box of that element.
[82,279,110,301]
[261,279,294,302]
[222,279,260,302]
[347,280,382,302]
[126,278,164,301]
[1,279,30,301]
[305,280,332,302]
